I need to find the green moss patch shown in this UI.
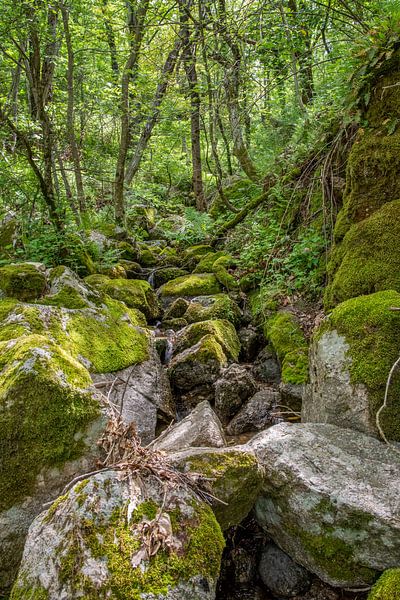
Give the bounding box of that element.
[326,200,400,308]
[0,335,99,512]
[368,569,400,600]
[0,263,47,301]
[184,294,241,326]
[322,289,400,440]
[175,319,240,361]
[159,273,221,298]
[265,311,309,384]
[85,275,160,320]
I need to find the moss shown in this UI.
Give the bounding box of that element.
[40,286,90,310]
[117,241,139,262]
[137,245,158,267]
[368,569,400,600]
[182,451,262,530]
[153,267,188,287]
[321,289,400,440]
[43,492,71,523]
[184,244,214,261]
[159,273,221,297]
[326,200,400,308]
[85,276,160,320]
[54,496,224,599]
[0,263,47,301]
[265,311,309,384]
[175,319,240,361]
[214,266,238,290]
[184,294,241,326]
[0,335,99,512]
[10,583,49,599]
[193,251,230,274]
[161,317,188,331]
[65,298,150,372]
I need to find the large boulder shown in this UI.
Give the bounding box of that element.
[92,343,173,445]
[43,265,102,309]
[173,319,240,362]
[168,335,228,391]
[227,388,280,435]
[153,401,225,452]
[303,290,400,440]
[85,274,161,321]
[214,364,257,422]
[11,470,225,599]
[184,294,241,327]
[0,262,47,301]
[170,445,263,530]
[159,274,221,300]
[249,422,400,588]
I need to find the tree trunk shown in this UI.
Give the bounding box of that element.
[61,1,86,214]
[179,0,206,212]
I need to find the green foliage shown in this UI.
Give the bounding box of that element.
[162,207,214,246]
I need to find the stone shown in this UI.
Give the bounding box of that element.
[249,422,400,588]
[168,335,228,391]
[184,294,242,327]
[170,445,263,530]
[153,267,189,288]
[159,273,221,300]
[173,319,240,362]
[92,342,174,445]
[164,297,190,320]
[85,275,161,321]
[258,543,312,598]
[0,212,17,250]
[252,346,281,384]
[11,470,225,599]
[0,262,47,301]
[238,326,262,362]
[214,364,257,422]
[43,265,101,309]
[302,290,400,440]
[279,382,304,413]
[153,401,225,451]
[227,388,280,435]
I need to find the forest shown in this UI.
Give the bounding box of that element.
[1,0,400,599]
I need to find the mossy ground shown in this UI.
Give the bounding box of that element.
[265,311,308,384]
[321,289,400,440]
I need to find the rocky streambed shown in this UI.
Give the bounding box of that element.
[0,237,399,600]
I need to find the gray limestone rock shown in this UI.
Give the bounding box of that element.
[227,388,280,435]
[153,401,225,452]
[248,422,400,588]
[214,364,257,422]
[258,543,312,598]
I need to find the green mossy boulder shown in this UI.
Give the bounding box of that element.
[184,244,214,262]
[169,334,228,390]
[184,294,241,326]
[158,273,221,299]
[0,296,150,373]
[193,251,231,274]
[153,267,188,288]
[265,311,308,385]
[11,471,225,599]
[172,447,263,531]
[41,266,101,310]
[0,263,47,301]
[137,243,159,267]
[0,334,99,512]
[303,290,400,440]
[368,569,400,600]
[325,200,400,308]
[174,319,240,361]
[85,275,160,321]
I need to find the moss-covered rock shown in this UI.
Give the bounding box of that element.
[0,263,47,301]
[0,294,150,374]
[153,267,188,288]
[85,275,160,321]
[184,294,241,326]
[184,244,214,262]
[303,290,400,440]
[11,471,225,599]
[41,266,101,310]
[171,447,263,530]
[174,319,240,361]
[368,569,400,600]
[193,251,231,274]
[265,311,308,385]
[0,334,99,512]
[0,213,17,251]
[326,200,400,308]
[169,335,228,391]
[159,273,221,299]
